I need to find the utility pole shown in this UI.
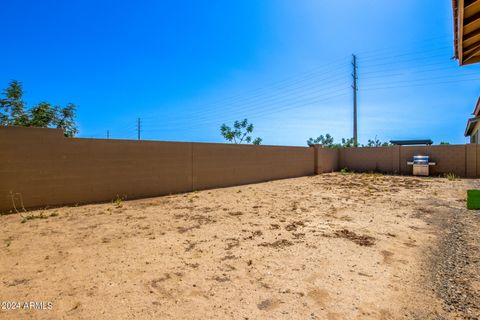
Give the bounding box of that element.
[352,54,358,147]
[137,118,141,141]
[107,130,109,139]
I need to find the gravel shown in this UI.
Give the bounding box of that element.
[428,201,480,320]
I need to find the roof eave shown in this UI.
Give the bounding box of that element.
[465,117,480,136]
[472,96,480,116]
[453,0,460,61]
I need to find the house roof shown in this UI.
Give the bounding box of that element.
[465,117,480,136]
[453,0,480,65]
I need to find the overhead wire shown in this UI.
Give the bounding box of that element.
[85,35,479,140]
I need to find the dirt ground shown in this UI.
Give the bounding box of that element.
[1,173,479,320]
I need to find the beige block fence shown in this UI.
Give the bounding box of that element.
[0,126,313,212]
[314,144,479,178]
[0,126,477,212]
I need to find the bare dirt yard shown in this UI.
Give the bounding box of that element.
[1,173,479,320]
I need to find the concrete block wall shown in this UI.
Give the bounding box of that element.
[1,126,477,212]
[339,146,399,174]
[193,143,313,190]
[0,126,314,212]
[467,143,479,178]
[399,145,467,177]
[313,143,479,178]
[313,146,338,173]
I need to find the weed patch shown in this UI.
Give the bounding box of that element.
[444,173,459,181]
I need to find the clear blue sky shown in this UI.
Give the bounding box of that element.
[1,0,479,146]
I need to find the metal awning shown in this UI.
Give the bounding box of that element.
[453,0,480,65]
[390,140,433,146]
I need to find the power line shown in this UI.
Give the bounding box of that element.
[354,35,451,58]
[140,43,457,124]
[360,65,473,80]
[358,45,452,64]
[361,53,453,69]
[362,77,480,91]
[141,63,350,122]
[80,38,479,142]
[141,85,350,130]
[142,80,350,127]
[142,90,350,132]
[140,49,464,132]
[144,50,454,125]
[362,73,480,87]
[360,60,453,75]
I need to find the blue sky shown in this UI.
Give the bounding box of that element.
[1,0,479,146]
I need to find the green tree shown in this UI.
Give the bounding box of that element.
[340,137,358,148]
[0,80,78,137]
[53,103,78,137]
[220,119,262,145]
[439,141,450,145]
[0,80,28,126]
[307,134,335,147]
[364,136,391,147]
[29,102,56,127]
[308,134,391,148]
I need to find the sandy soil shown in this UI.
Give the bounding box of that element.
[0,173,479,320]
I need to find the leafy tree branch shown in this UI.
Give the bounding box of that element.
[220,119,262,145]
[0,80,78,137]
[307,133,391,148]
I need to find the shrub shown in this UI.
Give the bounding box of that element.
[444,173,459,181]
[114,195,124,208]
[340,167,350,174]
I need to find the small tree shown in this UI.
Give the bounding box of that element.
[340,137,358,148]
[0,80,78,137]
[439,141,450,145]
[0,80,28,126]
[307,134,335,147]
[52,103,77,137]
[365,136,391,147]
[220,119,262,145]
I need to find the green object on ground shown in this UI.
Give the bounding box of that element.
[467,189,480,209]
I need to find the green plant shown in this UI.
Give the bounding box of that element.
[0,80,78,137]
[364,136,391,147]
[114,195,124,208]
[339,138,358,148]
[20,211,58,223]
[340,167,350,174]
[307,133,386,148]
[220,119,262,145]
[444,173,459,181]
[307,134,335,147]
